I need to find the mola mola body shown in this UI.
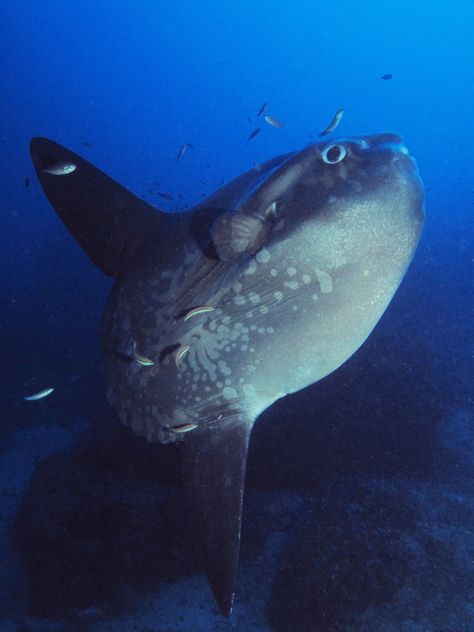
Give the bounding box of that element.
[30,133,424,615]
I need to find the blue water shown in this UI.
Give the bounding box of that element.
[1,1,473,630]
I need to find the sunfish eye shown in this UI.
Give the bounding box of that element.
[321,144,347,164]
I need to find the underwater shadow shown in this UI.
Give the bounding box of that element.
[247,326,453,493]
[14,408,190,619]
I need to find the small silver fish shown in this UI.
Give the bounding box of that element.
[42,161,77,175]
[169,423,198,434]
[132,343,155,367]
[248,128,261,141]
[23,387,54,401]
[175,344,190,368]
[319,109,344,136]
[183,305,216,321]
[264,115,285,129]
[157,191,173,201]
[177,145,187,161]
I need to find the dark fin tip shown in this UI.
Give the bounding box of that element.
[30,137,164,277]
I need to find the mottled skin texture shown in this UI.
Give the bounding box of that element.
[101,134,424,445]
[30,132,424,616]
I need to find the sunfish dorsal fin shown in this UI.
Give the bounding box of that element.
[181,414,254,616]
[30,137,165,277]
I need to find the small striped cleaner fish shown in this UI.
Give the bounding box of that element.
[319,108,344,136]
[183,305,216,321]
[175,344,190,368]
[169,423,198,434]
[23,387,54,401]
[132,343,155,367]
[42,162,76,175]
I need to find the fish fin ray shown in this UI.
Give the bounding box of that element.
[211,212,271,262]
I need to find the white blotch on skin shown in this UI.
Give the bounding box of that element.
[274,290,284,301]
[363,269,370,277]
[259,305,269,314]
[315,269,333,293]
[287,266,297,277]
[245,260,257,275]
[243,383,256,397]
[233,282,243,293]
[284,280,299,290]
[223,386,237,400]
[312,293,319,301]
[328,196,337,204]
[302,274,311,284]
[256,247,271,263]
[270,269,278,277]
[234,295,246,305]
[249,292,260,304]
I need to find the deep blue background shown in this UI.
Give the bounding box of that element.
[2,1,473,396]
[1,1,473,628]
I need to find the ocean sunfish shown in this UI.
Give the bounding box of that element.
[30,132,425,616]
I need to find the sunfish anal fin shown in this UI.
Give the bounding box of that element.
[181,414,254,616]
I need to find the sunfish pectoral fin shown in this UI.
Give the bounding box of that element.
[29,137,166,277]
[211,211,271,262]
[181,413,255,616]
